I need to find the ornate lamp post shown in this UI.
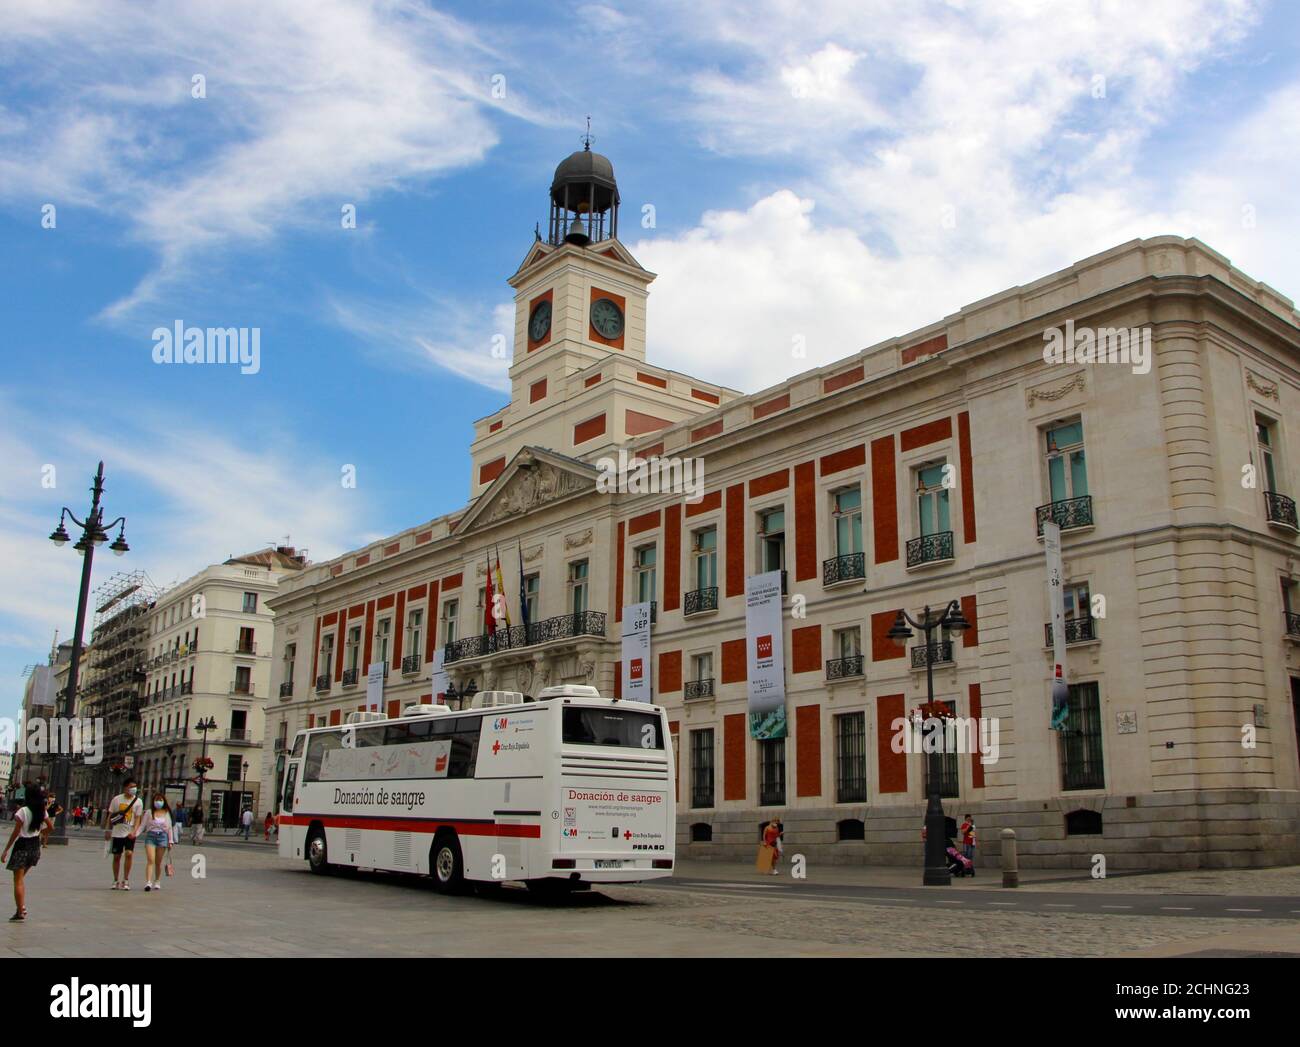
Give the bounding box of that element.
[45,462,129,844]
[887,600,971,886]
[444,679,478,711]
[241,759,250,827]
[193,715,218,821]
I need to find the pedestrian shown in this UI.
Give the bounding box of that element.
[761,817,782,876]
[263,811,274,841]
[137,793,174,892]
[960,813,977,863]
[2,784,53,921]
[105,778,144,890]
[171,804,186,844]
[190,804,205,845]
[240,806,253,840]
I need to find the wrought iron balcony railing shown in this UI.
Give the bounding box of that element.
[235,640,257,655]
[684,678,715,700]
[180,681,193,695]
[823,552,865,586]
[1264,491,1299,530]
[341,667,359,687]
[315,673,330,693]
[228,681,253,696]
[826,655,864,680]
[401,654,421,674]
[1045,617,1097,646]
[444,611,608,665]
[684,586,718,616]
[279,680,294,698]
[1036,495,1094,535]
[1286,612,1300,639]
[910,641,954,669]
[906,531,953,568]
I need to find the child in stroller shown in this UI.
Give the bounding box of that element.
[946,841,974,877]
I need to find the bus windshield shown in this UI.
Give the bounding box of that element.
[562,706,663,749]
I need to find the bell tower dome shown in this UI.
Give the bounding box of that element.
[547,135,620,246]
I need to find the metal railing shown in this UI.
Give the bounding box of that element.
[823,552,865,586]
[444,611,607,665]
[910,641,954,669]
[235,640,257,655]
[684,586,718,616]
[180,681,193,695]
[1036,495,1094,535]
[342,667,359,687]
[315,673,330,693]
[1264,491,1299,529]
[279,681,294,698]
[401,654,421,674]
[684,678,715,700]
[1286,612,1300,639]
[228,681,253,695]
[906,531,954,568]
[227,728,251,742]
[1045,617,1096,646]
[826,655,864,680]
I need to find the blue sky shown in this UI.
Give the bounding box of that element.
[3,0,1299,726]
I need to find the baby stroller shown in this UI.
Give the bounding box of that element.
[946,844,974,877]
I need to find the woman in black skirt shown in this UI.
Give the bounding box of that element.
[1,785,53,921]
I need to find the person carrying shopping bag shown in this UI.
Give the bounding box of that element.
[137,794,174,892]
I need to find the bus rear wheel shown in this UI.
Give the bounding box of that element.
[307,828,332,875]
[431,833,464,894]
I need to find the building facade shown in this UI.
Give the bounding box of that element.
[265,149,1300,870]
[130,548,305,825]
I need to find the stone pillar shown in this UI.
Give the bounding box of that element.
[1001,827,1018,888]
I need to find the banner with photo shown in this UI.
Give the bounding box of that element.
[1044,520,1069,730]
[366,662,385,713]
[621,601,652,702]
[745,570,786,739]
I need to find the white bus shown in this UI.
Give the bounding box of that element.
[278,685,675,894]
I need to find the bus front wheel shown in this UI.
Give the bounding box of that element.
[307,828,332,875]
[431,833,464,894]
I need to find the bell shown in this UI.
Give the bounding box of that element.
[564,216,590,246]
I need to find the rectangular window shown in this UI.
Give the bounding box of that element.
[634,545,657,604]
[690,729,715,808]
[237,626,255,654]
[443,599,459,645]
[375,618,392,665]
[242,592,258,614]
[1046,420,1088,502]
[1257,415,1279,492]
[835,712,867,803]
[758,508,785,573]
[233,665,251,694]
[562,707,664,749]
[916,461,950,536]
[833,487,863,555]
[691,651,713,683]
[283,643,296,683]
[568,560,589,615]
[1060,682,1105,790]
[407,609,423,663]
[759,738,786,806]
[523,573,539,623]
[345,626,361,671]
[692,527,718,591]
[921,700,959,799]
[834,626,861,660]
[226,754,244,781]
[319,633,335,675]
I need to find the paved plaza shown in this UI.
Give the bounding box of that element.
[2,834,1298,958]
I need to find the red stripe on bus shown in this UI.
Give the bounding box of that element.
[280,813,541,838]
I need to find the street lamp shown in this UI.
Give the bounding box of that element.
[45,461,129,845]
[887,599,971,886]
[194,715,218,822]
[241,759,249,830]
[444,679,477,711]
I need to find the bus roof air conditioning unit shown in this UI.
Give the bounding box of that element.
[345,711,386,724]
[536,684,602,700]
[470,689,526,709]
[401,703,455,717]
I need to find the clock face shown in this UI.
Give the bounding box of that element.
[528,300,552,342]
[590,297,624,340]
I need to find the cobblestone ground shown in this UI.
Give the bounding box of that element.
[1029,866,1300,896]
[2,838,1296,957]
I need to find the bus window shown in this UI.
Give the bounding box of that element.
[354,725,387,748]
[291,732,306,757]
[282,764,298,811]
[383,720,415,746]
[304,732,345,782]
[563,707,664,749]
[433,716,481,778]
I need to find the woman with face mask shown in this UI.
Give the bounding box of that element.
[136,794,174,892]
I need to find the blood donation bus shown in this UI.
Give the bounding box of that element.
[277,685,675,894]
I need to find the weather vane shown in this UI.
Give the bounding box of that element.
[581,115,593,151]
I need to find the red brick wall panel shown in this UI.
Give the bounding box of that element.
[871,435,898,564]
[663,504,681,612]
[877,694,907,793]
[791,624,821,674]
[659,650,682,693]
[721,638,747,683]
[725,484,745,597]
[724,714,746,801]
[794,461,817,581]
[796,704,822,798]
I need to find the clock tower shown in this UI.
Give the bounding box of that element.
[466,142,739,498]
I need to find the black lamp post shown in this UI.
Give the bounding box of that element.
[444,679,477,711]
[241,759,249,828]
[194,715,218,820]
[887,599,971,886]
[45,461,129,845]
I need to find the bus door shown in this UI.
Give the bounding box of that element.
[279,758,301,857]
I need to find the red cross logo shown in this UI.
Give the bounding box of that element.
[623,830,632,840]
[492,740,501,755]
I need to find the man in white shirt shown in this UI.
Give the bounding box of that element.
[104,778,144,890]
[240,806,254,840]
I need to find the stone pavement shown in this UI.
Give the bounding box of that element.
[3,837,1297,957]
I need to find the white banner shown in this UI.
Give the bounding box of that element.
[1044,520,1069,730]
[745,571,786,739]
[430,648,449,704]
[366,662,385,713]
[620,602,652,702]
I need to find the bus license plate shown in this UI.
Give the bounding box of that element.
[594,860,624,869]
